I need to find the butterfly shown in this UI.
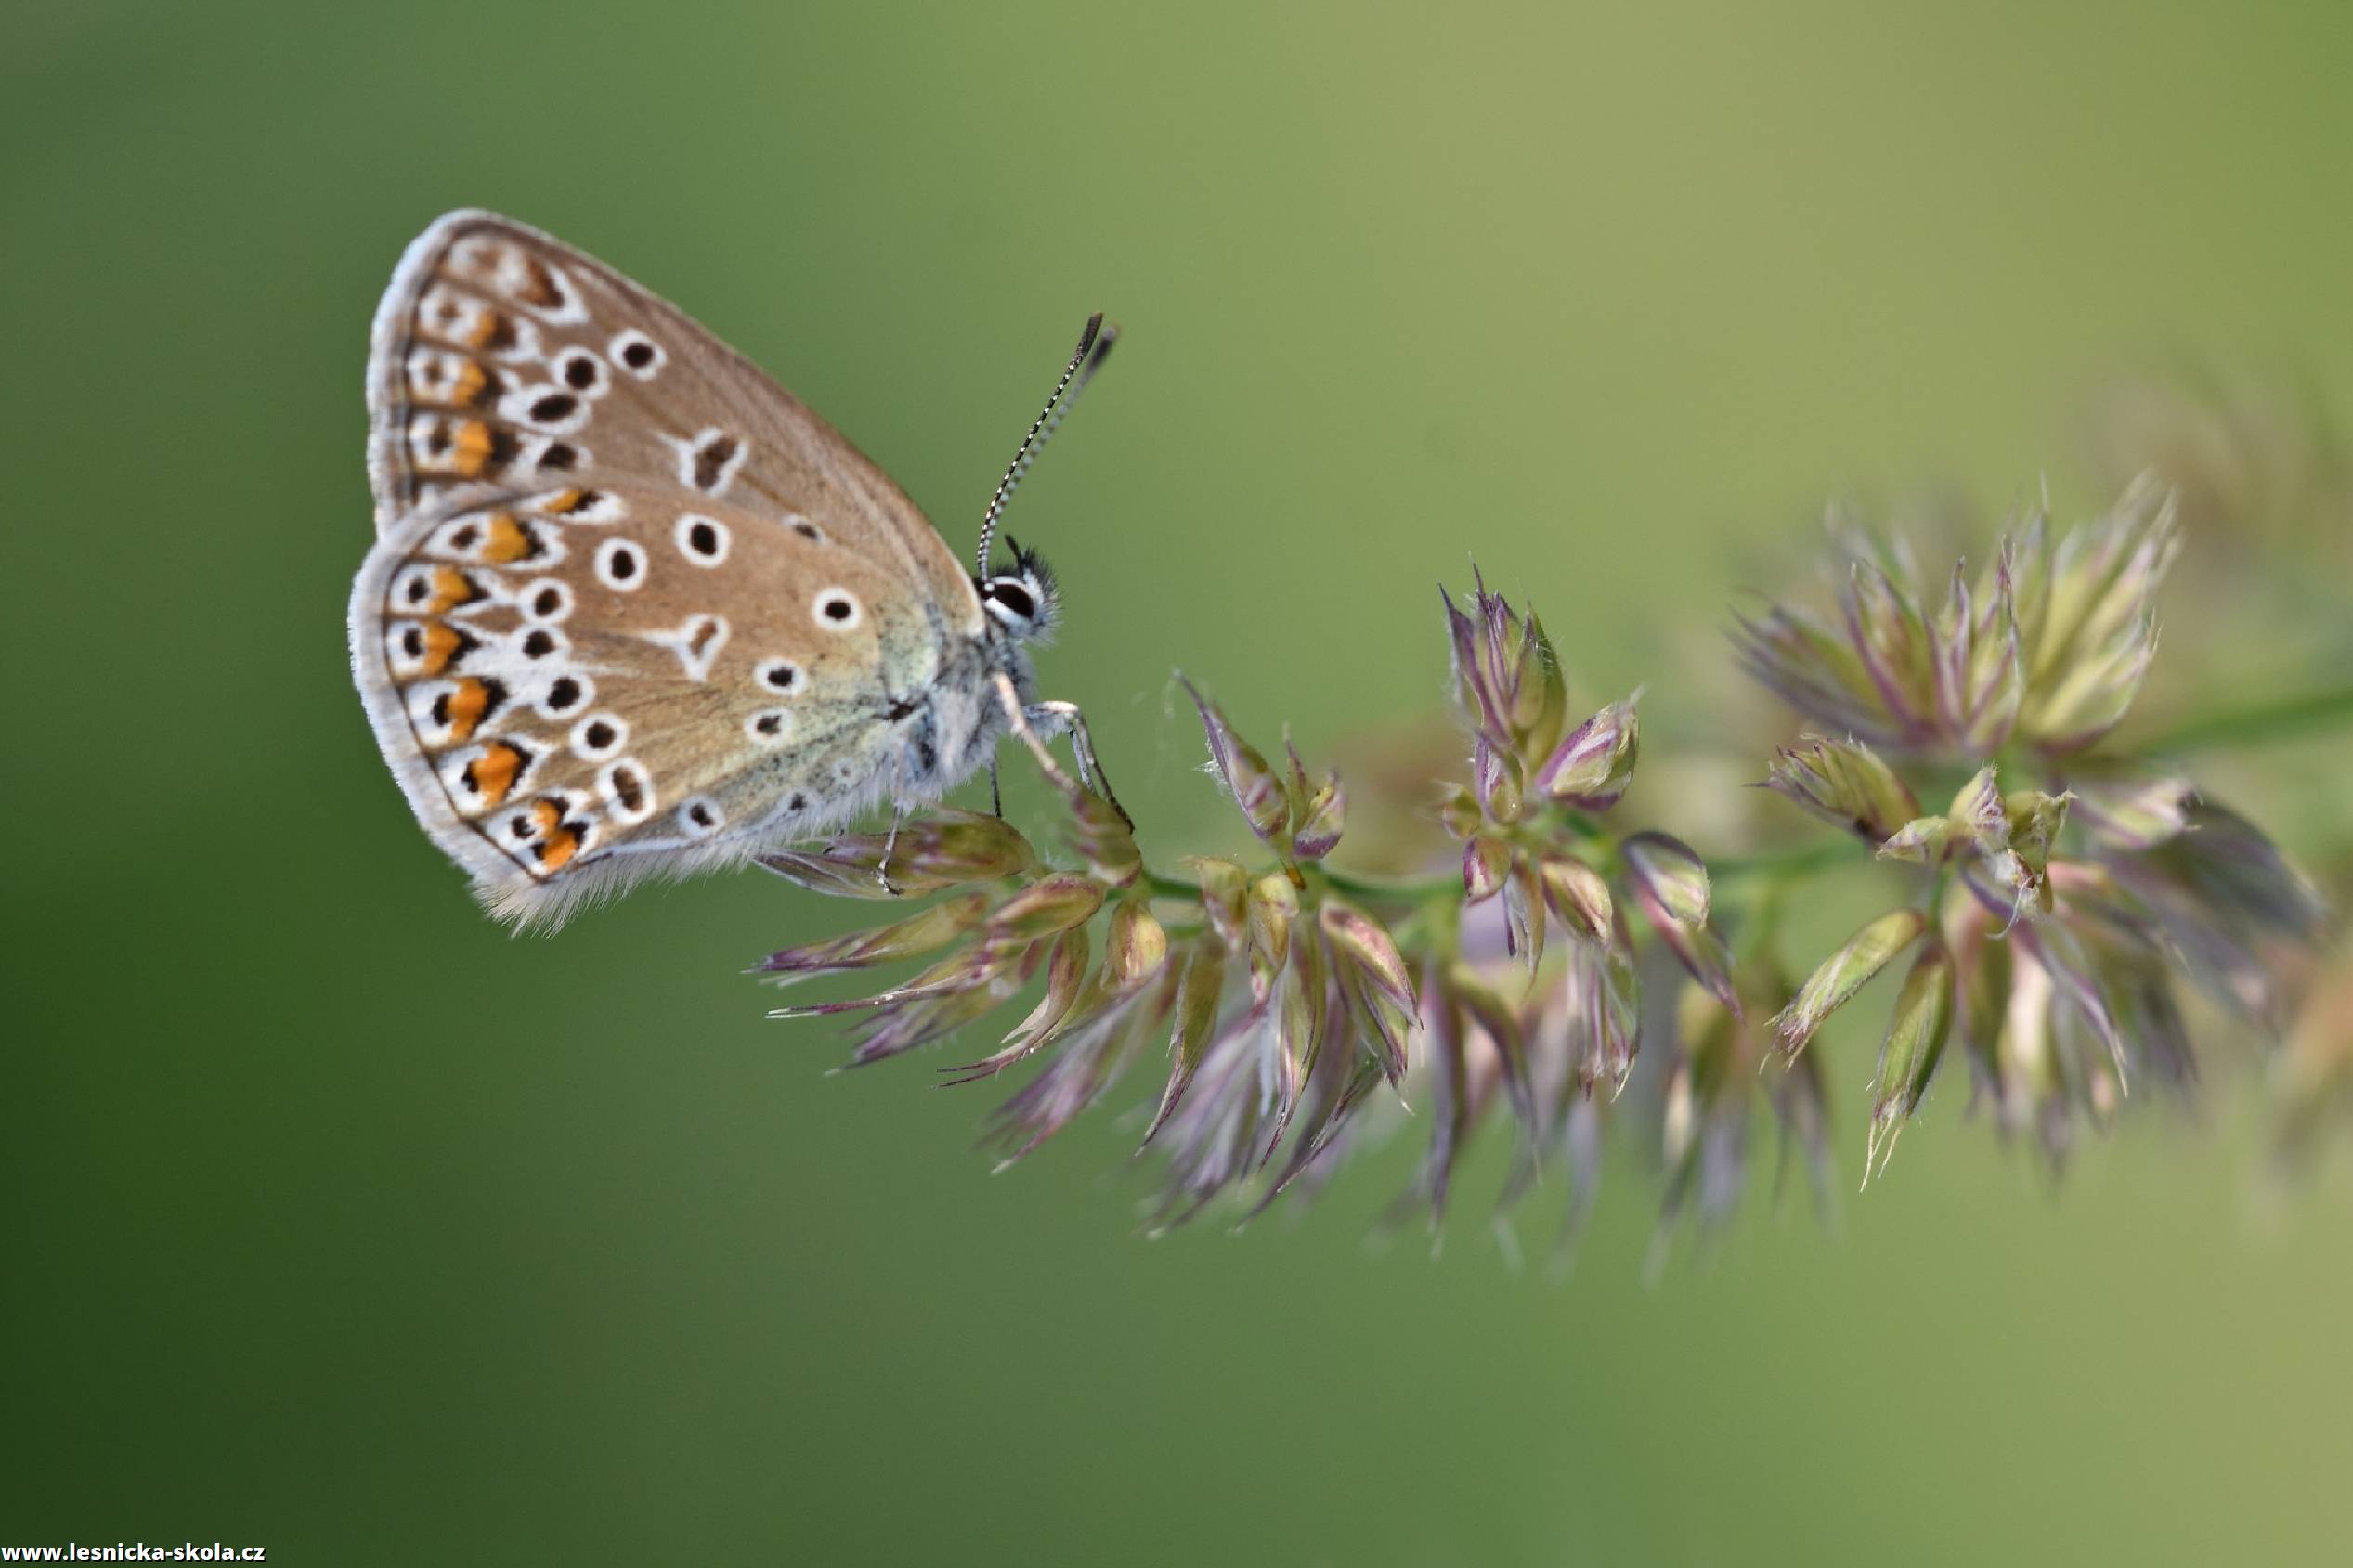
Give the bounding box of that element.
[349,210,1122,927]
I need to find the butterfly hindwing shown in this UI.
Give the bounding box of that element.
[351,480,960,925]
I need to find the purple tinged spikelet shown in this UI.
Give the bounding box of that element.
[1261,931,1332,1160]
[1734,479,2185,760]
[758,808,1036,898]
[1423,978,1475,1223]
[1321,899,1418,1086]
[1447,965,1540,1149]
[1318,902,1402,1010]
[942,926,1094,1084]
[753,890,991,983]
[1621,831,1737,1012]
[1436,784,1481,839]
[1442,573,1566,756]
[1104,896,1170,995]
[2066,763,2197,851]
[1760,735,1919,846]
[1537,854,1614,947]
[1144,938,1228,1146]
[1878,764,2003,866]
[984,965,1176,1169]
[1771,907,1929,1062]
[1064,784,1142,888]
[1532,693,1642,808]
[1244,873,1298,1005]
[781,936,1052,1069]
[1563,939,1641,1098]
[1462,835,1512,905]
[986,873,1107,941]
[1621,830,1710,927]
[1474,740,1525,824]
[1283,735,1348,862]
[2008,920,2128,1081]
[1185,856,1250,950]
[1502,855,1545,972]
[1441,583,1508,745]
[1864,940,1955,1182]
[1180,676,1290,844]
[2017,475,2180,753]
[1840,560,1938,745]
[1731,602,1899,749]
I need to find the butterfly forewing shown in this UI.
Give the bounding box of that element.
[364,210,977,630]
[352,478,964,923]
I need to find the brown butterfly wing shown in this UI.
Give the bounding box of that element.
[350,479,967,926]
[364,209,979,637]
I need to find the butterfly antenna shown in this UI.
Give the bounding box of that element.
[976,312,1116,578]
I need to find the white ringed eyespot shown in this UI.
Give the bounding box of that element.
[812,589,861,630]
[593,538,645,590]
[676,513,731,565]
[570,713,630,760]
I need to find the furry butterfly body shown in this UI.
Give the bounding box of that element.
[350,211,1102,927]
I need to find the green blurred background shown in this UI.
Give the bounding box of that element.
[8,1,2353,1562]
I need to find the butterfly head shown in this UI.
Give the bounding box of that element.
[979,537,1060,644]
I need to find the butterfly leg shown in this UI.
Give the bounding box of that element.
[989,675,1133,828]
[1023,699,1133,831]
[987,757,1005,820]
[875,752,912,895]
[874,803,910,895]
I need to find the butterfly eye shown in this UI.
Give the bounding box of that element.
[987,579,1037,621]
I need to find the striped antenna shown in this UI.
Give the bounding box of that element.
[976,312,1116,579]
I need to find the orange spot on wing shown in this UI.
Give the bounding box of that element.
[449,359,488,407]
[451,421,497,478]
[423,566,479,614]
[480,513,533,564]
[528,799,565,837]
[418,620,463,675]
[536,825,581,874]
[463,307,510,351]
[539,487,609,519]
[470,742,524,807]
[514,259,561,307]
[445,678,493,742]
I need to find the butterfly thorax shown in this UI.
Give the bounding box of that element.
[897,541,1057,793]
[892,623,1037,797]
